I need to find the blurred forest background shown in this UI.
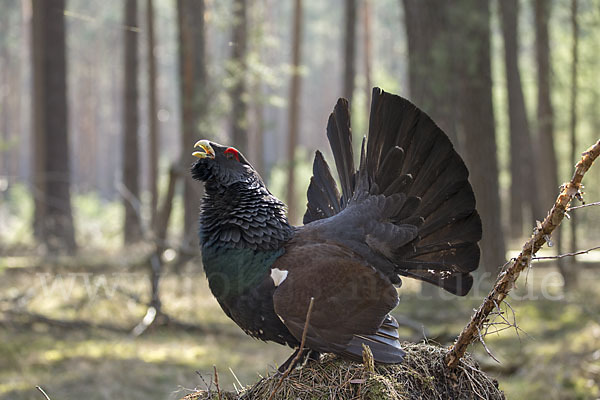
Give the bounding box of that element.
[0,0,600,399]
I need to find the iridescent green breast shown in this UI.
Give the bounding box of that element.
[201,245,284,299]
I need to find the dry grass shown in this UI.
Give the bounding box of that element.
[2,252,599,400]
[183,343,504,400]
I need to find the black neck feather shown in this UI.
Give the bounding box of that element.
[200,176,294,251]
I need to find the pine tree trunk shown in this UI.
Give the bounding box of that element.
[566,0,579,288]
[534,0,566,284]
[146,0,159,231]
[31,0,45,241]
[362,0,372,121]
[403,0,506,286]
[229,0,248,155]
[19,0,32,185]
[343,0,356,104]
[177,0,207,247]
[454,0,505,275]
[122,0,142,244]
[286,0,303,224]
[248,0,266,179]
[499,0,541,237]
[402,0,459,147]
[31,0,76,253]
[403,0,457,297]
[0,7,10,184]
[534,0,559,211]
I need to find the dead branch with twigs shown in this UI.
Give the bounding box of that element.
[267,297,315,400]
[445,138,600,368]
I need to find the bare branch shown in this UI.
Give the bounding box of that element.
[568,200,600,210]
[478,329,500,364]
[445,139,600,368]
[268,297,315,400]
[533,245,600,260]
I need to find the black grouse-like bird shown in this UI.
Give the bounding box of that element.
[191,88,482,370]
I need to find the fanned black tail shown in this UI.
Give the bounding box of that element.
[303,88,482,295]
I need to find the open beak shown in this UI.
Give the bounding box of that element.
[192,140,215,159]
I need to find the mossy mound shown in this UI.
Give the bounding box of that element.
[182,342,505,400]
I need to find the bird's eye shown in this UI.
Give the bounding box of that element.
[224,147,240,162]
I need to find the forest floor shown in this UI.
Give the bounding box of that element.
[0,250,599,400]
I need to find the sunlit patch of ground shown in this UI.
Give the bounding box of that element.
[0,253,599,399]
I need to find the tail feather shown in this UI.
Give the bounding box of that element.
[303,88,482,295]
[377,146,405,191]
[341,315,406,364]
[326,98,355,206]
[303,151,341,224]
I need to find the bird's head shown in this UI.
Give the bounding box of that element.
[191,140,258,186]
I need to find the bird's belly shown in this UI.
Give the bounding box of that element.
[217,275,299,347]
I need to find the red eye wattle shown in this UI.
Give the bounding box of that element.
[224,147,240,162]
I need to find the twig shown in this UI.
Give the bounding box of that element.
[477,329,500,364]
[533,245,600,260]
[130,164,182,336]
[267,297,315,400]
[568,201,600,210]
[213,365,222,400]
[36,386,51,400]
[229,367,244,392]
[195,370,213,394]
[445,139,600,368]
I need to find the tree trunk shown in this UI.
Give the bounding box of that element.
[362,0,372,120]
[247,0,267,180]
[31,0,76,253]
[251,79,266,179]
[534,0,559,211]
[177,0,207,247]
[0,5,21,188]
[229,0,248,155]
[454,0,505,275]
[499,0,541,237]
[0,6,11,184]
[19,0,32,185]
[122,0,142,244]
[285,0,303,225]
[534,0,563,271]
[402,0,459,147]
[31,0,45,241]
[403,0,505,276]
[566,0,579,288]
[146,0,159,231]
[343,0,356,104]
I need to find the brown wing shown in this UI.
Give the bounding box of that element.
[272,238,405,363]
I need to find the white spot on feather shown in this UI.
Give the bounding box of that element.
[270,268,288,287]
